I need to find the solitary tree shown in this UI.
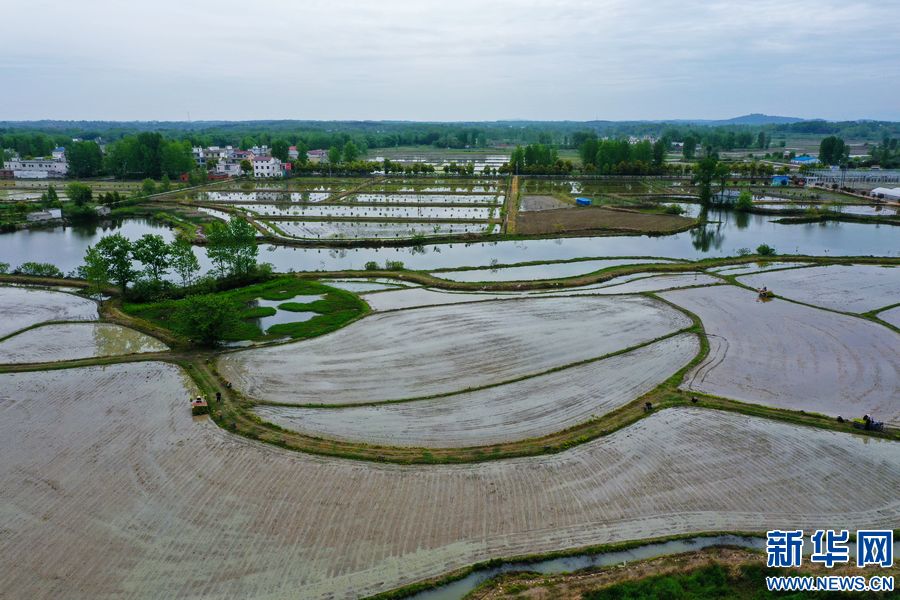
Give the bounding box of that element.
[342,141,360,163]
[693,157,718,207]
[327,146,342,164]
[271,139,290,162]
[240,159,253,177]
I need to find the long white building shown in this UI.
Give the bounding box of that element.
[3,157,68,179]
[252,156,283,178]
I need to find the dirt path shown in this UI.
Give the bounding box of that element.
[504,176,519,234]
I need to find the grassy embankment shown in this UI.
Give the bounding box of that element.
[121,277,369,342]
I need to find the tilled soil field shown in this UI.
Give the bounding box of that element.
[218,296,692,405]
[662,285,900,425]
[252,334,699,447]
[738,264,900,313]
[0,286,98,339]
[2,363,898,600]
[0,322,167,364]
[516,207,692,235]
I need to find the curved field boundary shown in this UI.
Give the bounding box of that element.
[3,369,898,600]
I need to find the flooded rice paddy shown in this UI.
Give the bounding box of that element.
[0,322,167,363]
[3,365,898,600]
[253,333,699,447]
[737,264,900,313]
[269,220,491,239]
[0,286,98,339]
[877,305,900,328]
[219,296,691,405]
[431,258,676,282]
[242,203,494,220]
[662,285,900,425]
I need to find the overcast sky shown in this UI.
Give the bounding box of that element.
[2,0,898,122]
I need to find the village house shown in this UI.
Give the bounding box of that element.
[252,156,283,178]
[25,208,63,222]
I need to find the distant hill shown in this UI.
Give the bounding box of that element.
[664,114,807,126]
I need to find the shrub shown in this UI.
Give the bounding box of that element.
[384,260,405,270]
[0,262,9,274]
[756,244,776,256]
[735,190,753,212]
[176,294,241,347]
[663,204,684,215]
[736,247,752,257]
[14,262,64,278]
[125,278,176,303]
[364,261,379,271]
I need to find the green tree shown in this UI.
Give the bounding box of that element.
[46,185,59,205]
[693,157,717,207]
[240,159,253,176]
[327,145,342,164]
[271,139,290,162]
[293,140,308,165]
[0,262,10,274]
[132,234,171,282]
[66,182,92,206]
[509,146,525,173]
[683,136,698,160]
[206,217,258,278]
[95,234,137,292]
[66,141,104,178]
[652,138,667,167]
[15,262,64,278]
[169,239,200,287]
[819,136,846,165]
[736,189,753,212]
[176,294,240,346]
[141,178,157,195]
[79,245,110,300]
[342,140,360,163]
[160,140,194,178]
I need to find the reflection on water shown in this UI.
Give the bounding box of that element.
[1,212,897,277]
[92,323,167,356]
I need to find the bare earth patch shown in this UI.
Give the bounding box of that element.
[0,286,97,339]
[662,285,900,425]
[737,264,900,313]
[219,296,691,404]
[0,322,167,364]
[516,207,692,235]
[519,195,570,211]
[252,334,699,447]
[2,366,898,600]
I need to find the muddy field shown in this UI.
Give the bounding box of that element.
[662,285,900,425]
[519,195,570,211]
[0,323,167,363]
[218,296,691,405]
[0,286,98,339]
[738,264,900,313]
[253,334,699,447]
[2,365,898,599]
[516,207,692,235]
[431,259,674,283]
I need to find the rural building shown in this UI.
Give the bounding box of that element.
[215,160,243,177]
[288,146,299,160]
[52,147,66,159]
[307,149,327,162]
[791,155,819,166]
[771,175,791,186]
[252,156,283,178]
[25,208,62,222]
[3,157,69,179]
[870,187,900,201]
[96,206,111,216]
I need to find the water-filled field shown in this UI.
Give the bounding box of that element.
[218,296,691,405]
[241,203,493,220]
[0,322,166,363]
[737,264,900,313]
[431,258,676,282]
[269,220,490,239]
[349,193,501,204]
[0,286,98,339]
[662,285,900,425]
[253,333,699,447]
[3,365,897,600]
